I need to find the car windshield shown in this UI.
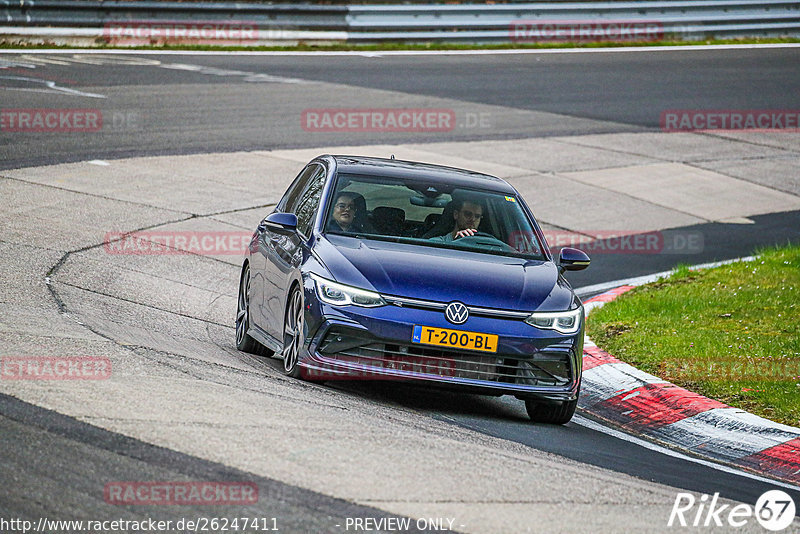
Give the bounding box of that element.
[323,173,546,260]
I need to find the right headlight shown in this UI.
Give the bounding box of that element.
[524,308,582,334]
[310,274,386,308]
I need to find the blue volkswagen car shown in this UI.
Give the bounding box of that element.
[236,155,590,424]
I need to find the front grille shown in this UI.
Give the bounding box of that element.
[318,327,572,386]
[383,295,530,320]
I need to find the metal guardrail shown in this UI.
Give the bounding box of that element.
[2,1,350,30]
[1,0,799,43]
[346,0,800,41]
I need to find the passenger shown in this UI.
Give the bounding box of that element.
[430,198,485,242]
[329,192,364,233]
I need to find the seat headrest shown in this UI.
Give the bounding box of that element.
[372,206,405,223]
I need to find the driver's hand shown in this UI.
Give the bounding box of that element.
[454,228,478,239]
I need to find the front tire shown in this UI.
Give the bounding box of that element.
[282,287,304,378]
[525,397,578,425]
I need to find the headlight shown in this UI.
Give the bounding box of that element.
[524,308,582,334]
[310,274,386,308]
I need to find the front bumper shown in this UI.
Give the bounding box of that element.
[299,281,583,402]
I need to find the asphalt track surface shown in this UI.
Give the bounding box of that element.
[2,47,800,169]
[1,48,800,532]
[0,394,406,533]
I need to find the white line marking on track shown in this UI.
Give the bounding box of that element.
[0,75,106,98]
[572,414,800,492]
[158,62,308,83]
[1,44,799,57]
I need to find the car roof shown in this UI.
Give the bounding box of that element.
[326,155,517,194]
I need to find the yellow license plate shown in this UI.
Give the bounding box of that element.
[412,325,498,353]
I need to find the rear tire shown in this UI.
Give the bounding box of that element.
[525,397,578,425]
[236,264,272,356]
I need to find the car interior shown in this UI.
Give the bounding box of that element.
[324,177,544,259]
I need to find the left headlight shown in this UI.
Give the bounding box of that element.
[524,308,582,334]
[310,274,386,308]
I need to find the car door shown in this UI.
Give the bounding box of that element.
[250,164,316,336]
[258,163,326,341]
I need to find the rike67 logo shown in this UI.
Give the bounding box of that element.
[669,490,796,531]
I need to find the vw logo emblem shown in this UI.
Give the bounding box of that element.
[445,302,469,325]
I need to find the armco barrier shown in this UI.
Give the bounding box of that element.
[1,0,799,44]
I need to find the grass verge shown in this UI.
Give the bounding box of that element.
[586,245,800,427]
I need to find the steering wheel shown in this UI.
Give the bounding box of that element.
[455,232,517,252]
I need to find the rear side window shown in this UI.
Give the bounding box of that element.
[280,164,321,214]
[294,168,326,237]
[276,163,327,239]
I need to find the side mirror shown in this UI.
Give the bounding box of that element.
[263,212,298,233]
[558,247,590,273]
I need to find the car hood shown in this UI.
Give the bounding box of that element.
[314,235,576,312]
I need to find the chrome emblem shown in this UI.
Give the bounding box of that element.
[445,302,469,325]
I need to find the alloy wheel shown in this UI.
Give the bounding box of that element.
[283,289,303,374]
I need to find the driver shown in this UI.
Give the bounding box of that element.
[430,197,485,242]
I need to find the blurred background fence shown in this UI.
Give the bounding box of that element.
[1,0,798,45]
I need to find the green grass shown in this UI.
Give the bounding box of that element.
[586,244,800,427]
[1,36,799,51]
